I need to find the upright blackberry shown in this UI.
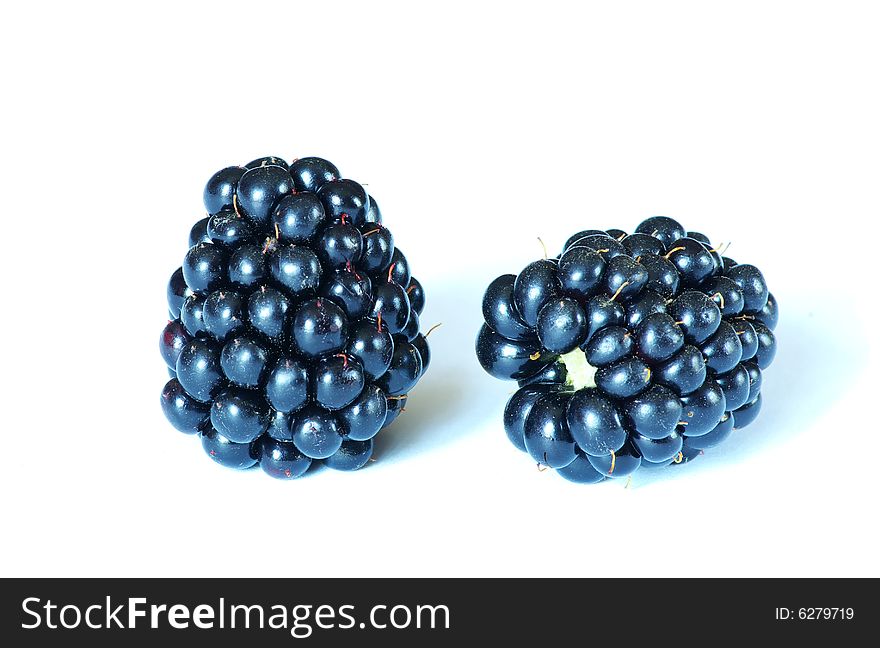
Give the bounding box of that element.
[477,217,777,483]
[161,157,429,478]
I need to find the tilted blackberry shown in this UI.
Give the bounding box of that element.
[161,156,429,478]
[477,216,777,483]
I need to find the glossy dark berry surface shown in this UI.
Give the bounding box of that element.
[523,390,577,468]
[291,298,348,358]
[566,388,627,456]
[318,179,369,225]
[536,297,587,353]
[513,260,560,327]
[274,193,325,243]
[236,165,293,227]
[220,336,269,388]
[477,216,777,483]
[201,427,261,469]
[406,277,425,315]
[503,384,557,452]
[634,216,685,248]
[360,224,394,273]
[228,243,267,288]
[625,289,667,329]
[375,338,423,396]
[559,248,605,300]
[246,156,289,170]
[203,166,245,215]
[324,438,374,471]
[370,281,410,334]
[210,387,271,443]
[259,436,312,479]
[338,384,387,441]
[189,217,210,248]
[160,379,210,434]
[160,320,190,369]
[313,354,365,410]
[161,156,430,476]
[182,243,227,293]
[289,157,340,193]
[322,268,372,320]
[482,274,535,341]
[203,289,245,341]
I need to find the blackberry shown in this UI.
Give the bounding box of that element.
[477,217,777,483]
[161,157,430,478]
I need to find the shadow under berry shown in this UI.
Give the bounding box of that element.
[374,370,469,459]
[373,271,492,460]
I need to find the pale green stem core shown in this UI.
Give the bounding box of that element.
[559,348,597,391]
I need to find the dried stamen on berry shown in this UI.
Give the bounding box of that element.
[608,281,630,302]
[344,259,362,280]
[537,237,548,260]
[424,323,443,338]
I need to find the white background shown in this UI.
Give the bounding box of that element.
[2,1,878,578]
